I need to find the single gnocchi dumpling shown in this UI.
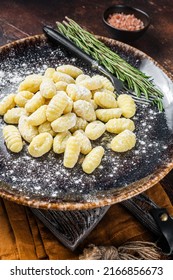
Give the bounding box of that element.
[85,121,106,140]
[63,96,73,114]
[51,112,76,133]
[92,88,116,99]
[117,94,136,118]
[53,131,71,154]
[53,71,75,84]
[78,76,102,91]
[4,108,28,124]
[94,91,117,109]
[38,121,56,136]
[96,108,122,122]
[55,81,68,91]
[0,94,16,116]
[56,65,83,78]
[18,74,42,93]
[18,115,38,143]
[73,130,92,155]
[14,91,34,107]
[44,67,56,79]
[70,117,88,133]
[25,91,45,113]
[3,125,23,153]
[110,130,136,152]
[75,74,90,84]
[99,88,116,98]
[73,100,96,122]
[106,118,135,134]
[94,75,114,92]
[28,132,53,157]
[40,78,57,99]
[63,136,81,168]
[82,146,104,174]
[28,105,47,126]
[66,84,92,101]
[46,91,68,122]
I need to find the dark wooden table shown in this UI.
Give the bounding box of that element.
[0,0,173,77]
[0,0,173,195]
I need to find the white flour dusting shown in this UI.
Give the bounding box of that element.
[0,40,172,204]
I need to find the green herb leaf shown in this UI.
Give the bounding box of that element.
[57,18,164,111]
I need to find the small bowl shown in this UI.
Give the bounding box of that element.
[103,5,150,42]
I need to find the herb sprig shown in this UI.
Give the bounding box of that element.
[57,17,164,111]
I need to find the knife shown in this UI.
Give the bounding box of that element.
[121,193,173,255]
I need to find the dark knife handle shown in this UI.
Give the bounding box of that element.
[122,194,173,255]
[43,26,97,68]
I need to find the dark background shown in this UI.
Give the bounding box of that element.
[0,0,173,77]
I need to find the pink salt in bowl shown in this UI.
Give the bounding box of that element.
[103,5,150,42]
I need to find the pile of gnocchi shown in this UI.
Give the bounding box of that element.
[0,64,136,174]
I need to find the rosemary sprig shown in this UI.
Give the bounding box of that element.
[57,17,164,111]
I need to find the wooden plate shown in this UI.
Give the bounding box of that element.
[0,34,173,210]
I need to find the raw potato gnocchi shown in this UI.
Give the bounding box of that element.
[94,91,117,109]
[55,81,68,91]
[46,91,68,122]
[70,117,88,133]
[18,115,38,143]
[73,100,96,122]
[66,84,92,101]
[78,76,102,90]
[44,68,56,79]
[63,96,73,114]
[40,78,57,99]
[73,130,92,155]
[15,91,34,107]
[117,94,136,118]
[38,121,56,137]
[3,125,23,153]
[96,108,122,122]
[106,118,135,134]
[25,91,45,113]
[0,64,137,174]
[110,130,136,152]
[4,108,28,124]
[53,131,71,154]
[28,105,47,126]
[53,71,75,84]
[0,94,16,115]
[85,121,106,140]
[51,112,76,132]
[82,146,105,174]
[56,65,83,78]
[63,136,81,168]
[94,75,115,92]
[18,74,42,93]
[28,132,53,157]
[75,74,90,84]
